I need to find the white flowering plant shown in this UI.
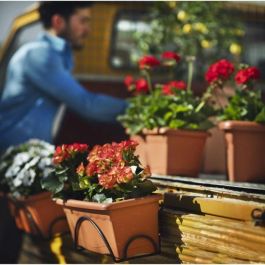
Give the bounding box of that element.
[0,139,55,198]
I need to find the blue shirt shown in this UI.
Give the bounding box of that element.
[0,33,127,152]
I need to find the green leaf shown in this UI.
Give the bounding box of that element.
[41,175,64,194]
[92,193,108,203]
[79,176,91,189]
[255,107,265,123]
[137,179,157,195]
[169,119,186,128]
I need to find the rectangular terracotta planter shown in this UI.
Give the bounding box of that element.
[56,194,161,261]
[219,121,265,182]
[143,128,209,177]
[8,192,68,238]
[130,134,148,167]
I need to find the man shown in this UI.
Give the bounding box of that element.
[0,2,127,262]
[0,1,127,153]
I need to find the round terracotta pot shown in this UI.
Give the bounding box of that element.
[143,128,209,177]
[219,121,265,182]
[8,192,69,238]
[56,194,161,260]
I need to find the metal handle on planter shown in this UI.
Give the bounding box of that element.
[74,215,160,263]
[9,198,67,240]
[74,216,115,258]
[9,199,43,237]
[48,215,68,238]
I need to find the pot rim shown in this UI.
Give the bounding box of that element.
[218,120,265,132]
[142,127,210,137]
[7,191,52,203]
[55,194,161,211]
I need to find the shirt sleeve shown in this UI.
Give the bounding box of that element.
[24,46,128,124]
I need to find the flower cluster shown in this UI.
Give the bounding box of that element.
[204,59,265,122]
[205,59,235,85]
[42,140,156,203]
[0,139,55,198]
[42,143,90,199]
[133,2,244,80]
[118,51,215,135]
[235,66,260,85]
[125,51,184,95]
[85,141,139,189]
[53,143,89,165]
[205,59,260,89]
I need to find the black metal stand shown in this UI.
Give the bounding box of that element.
[9,198,68,240]
[73,215,161,263]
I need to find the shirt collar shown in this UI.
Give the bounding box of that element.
[38,32,71,52]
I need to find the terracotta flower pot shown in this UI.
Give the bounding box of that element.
[8,192,68,238]
[130,134,148,167]
[143,128,209,177]
[56,194,161,261]
[219,121,265,182]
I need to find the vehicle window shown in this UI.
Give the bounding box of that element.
[243,21,265,79]
[110,10,150,70]
[0,22,43,92]
[110,9,265,81]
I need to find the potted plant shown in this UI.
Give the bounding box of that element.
[118,52,215,176]
[0,139,68,238]
[204,59,265,182]
[42,140,160,261]
[133,2,244,80]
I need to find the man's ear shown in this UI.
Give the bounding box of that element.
[51,14,66,33]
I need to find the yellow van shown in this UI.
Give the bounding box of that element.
[0,2,265,174]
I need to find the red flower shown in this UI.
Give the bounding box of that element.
[68,143,88,154]
[235,66,260,85]
[205,59,234,84]
[86,140,141,189]
[124,75,134,90]
[118,139,138,151]
[98,173,117,189]
[76,163,85,176]
[116,166,134,184]
[162,80,187,95]
[162,51,181,63]
[138,55,160,69]
[53,145,70,164]
[135,78,149,93]
[162,84,172,95]
[53,143,89,165]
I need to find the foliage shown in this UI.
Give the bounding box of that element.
[41,143,89,200]
[118,52,216,136]
[0,139,55,198]
[134,2,244,79]
[42,141,156,203]
[204,60,265,123]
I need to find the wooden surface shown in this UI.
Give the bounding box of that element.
[17,175,265,264]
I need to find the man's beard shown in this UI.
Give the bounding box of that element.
[58,28,84,50]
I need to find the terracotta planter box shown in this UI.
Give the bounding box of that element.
[130,134,148,167]
[143,128,209,177]
[219,121,265,182]
[8,192,68,238]
[56,194,161,261]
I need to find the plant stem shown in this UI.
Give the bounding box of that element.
[217,86,228,110]
[195,85,214,113]
[186,56,195,93]
[143,69,152,91]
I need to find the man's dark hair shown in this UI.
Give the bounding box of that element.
[38,1,94,29]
